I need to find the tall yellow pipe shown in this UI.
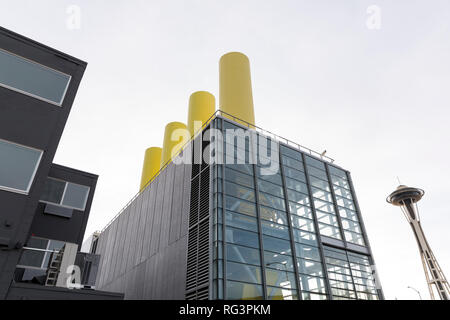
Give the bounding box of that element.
[160,122,189,169]
[139,147,162,191]
[219,52,256,126]
[188,91,216,137]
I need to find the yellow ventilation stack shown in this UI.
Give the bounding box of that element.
[139,147,162,192]
[187,91,216,137]
[160,122,189,169]
[219,52,256,126]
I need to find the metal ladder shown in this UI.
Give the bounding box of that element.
[45,246,65,286]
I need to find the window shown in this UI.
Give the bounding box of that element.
[265,269,297,289]
[226,261,262,284]
[267,286,298,300]
[225,195,257,217]
[261,220,290,240]
[262,235,292,255]
[295,243,321,261]
[259,206,288,225]
[225,211,258,232]
[225,181,255,202]
[226,227,260,248]
[0,48,71,106]
[17,237,66,270]
[258,192,286,211]
[0,139,42,194]
[227,244,261,266]
[40,177,90,211]
[226,280,263,300]
[264,252,295,272]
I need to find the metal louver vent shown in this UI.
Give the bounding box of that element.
[185,165,211,300]
[189,177,199,228]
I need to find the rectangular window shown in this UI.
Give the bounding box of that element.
[258,192,286,211]
[226,280,263,300]
[225,181,255,202]
[262,235,292,255]
[258,180,284,198]
[225,195,257,217]
[0,49,71,106]
[227,244,261,266]
[259,206,288,225]
[226,261,262,284]
[267,286,298,300]
[261,220,290,240]
[264,251,295,272]
[265,269,297,289]
[225,211,258,233]
[0,139,43,194]
[224,167,254,188]
[226,227,260,249]
[40,177,90,211]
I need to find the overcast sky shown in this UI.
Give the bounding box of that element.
[1,0,449,300]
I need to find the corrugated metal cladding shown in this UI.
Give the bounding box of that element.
[94,161,192,299]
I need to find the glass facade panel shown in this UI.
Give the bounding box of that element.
[284,167,306,183]
[281,156,303,170]
[297,259,324,277]
[224,167,254,188]
[262,235,292,255]
[225,181,255,202]
[287,190,310,206]
[226,227,260,248]
[258,180,284,198]
[225,211,258,233]
[258,192,286,211]
[290,216,315,233]
[295,243,321,261]
[267,286,298,300]
[226,280,263,300]
[226,261,262,284]
[323,246,379,300]
[292,229,317,246]
[261,220,290,240]
[289,202,313,219]
[299,275,327,294]
[259,206,288,225]
[225,195,257,217]
[264,252,295,272]
[265,269,297,289]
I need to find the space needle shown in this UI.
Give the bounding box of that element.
[387,185,449,300]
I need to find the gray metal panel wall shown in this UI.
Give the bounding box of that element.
[95,161,191,299]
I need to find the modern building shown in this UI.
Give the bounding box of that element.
[0,27,122,300]
[92,53,384,300]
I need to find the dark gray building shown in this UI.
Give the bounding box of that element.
[0,27,121,300]
[94,114,384,300]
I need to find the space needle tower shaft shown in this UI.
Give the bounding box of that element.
[387,185,449,300]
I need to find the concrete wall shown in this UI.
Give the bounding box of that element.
[95,161,191,299]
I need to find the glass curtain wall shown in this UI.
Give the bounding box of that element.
[211,117,380,300]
